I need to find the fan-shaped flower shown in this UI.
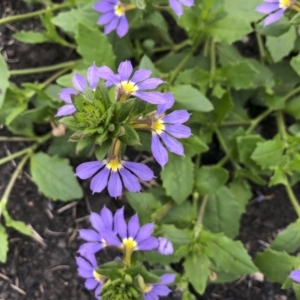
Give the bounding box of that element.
[76,253,105,299]
[97,60,168,105]
[78,206,113,256]
[256,0,292,26]
[56,65,99,117]
[169,0,194,17]
[151,93,191,167]
[94,0,135,37]
[143,274,176,300]
[76,159,154,198]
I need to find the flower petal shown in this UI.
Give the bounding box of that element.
[76,161,103,179]
[160,273,176,285]
[136,78,164,90]
[78,242,104,256]
[133,91,168,104]
[128,214,140,239]
[165,124,191,138]
[151,134,168,167]
[97,66,120,85]
[59,88,77,103]
[101,229,122,246]
[55,104,76,117]
[162,110,190,124]
[290,270,300,283]
[97,12,116,25]
[179,0,194,6]
[160,132,184,156]
[138,237,158,251]
[156,92,175,115]
[113,207,127,239]
[76,256,93,272]
[85,278,98,290]
[90,212,105,233]
[256,3,279,14]
[72,73,87,92]
[264,8,284,26]
[157,237,174,255]
[90,167,110,193]
[131,69,152,83]
[123,161,154,181]
[93,1,115,13]
[78,229,102,242]
[117,15,129,38]
[108,171,123,198]
[135,223,154,243]
[151,284,171,296]
[119,168,141,192]
[101,206,113,230]
[94,283,102,299]
[118,61,133,81]
[169,0,183,16]
[104,16,119,35]
[87,64,99,90]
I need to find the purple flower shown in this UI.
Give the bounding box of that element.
[157,237,174,255]
[100,207,159,254]
[56,65,100,117]
[78,206,113,256]
[143,274,176,300]
[290,269,300,282]
[151,93,191,167]
[169,0,194,17]
[256,0,291,26]
[76,158,154,198]
[76,253,105,299]
[97,60,168,105]
[94,1,135,37]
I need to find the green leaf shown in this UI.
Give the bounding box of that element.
[139,55,160,77]
[195,166,228,195]
[127,264,161,284]
[251,136,285,170]
[3,210,32,236]
[115,99,135,122]
[30,152,83,201]
[126,192,160,224]
[229,179,252,213]
[51,5,98,36]
[220,61,260,90]
[76,23,115,69]
[171,85,213,112]
[94,140,111,161]
[130,0,146,9]
[181,136,209,157]
[119,124,140,146]
[0,53,9,108]
[204,231,258,276]
[161,153,194,204]
[13,31,49,43]
[266,26,296,63]
[254,249,300,283]
[161,224,191,246]
[204,0,261,44]
[291,52,300,77]
[0,224,8,263]
[203,187,241,238]
[184,253,211,295]
[271,218,300,253]
[285,96,300,119]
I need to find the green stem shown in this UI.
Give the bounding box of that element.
[0,153,31,216]
[0,3,72,26]
[214,127,229,154]
[276,111,287,140]
[9,60,78,76]
[169,35,203,84]
[246,108,273,134]
[209,38,216,85]
[255,26,265,65]
[283,85,300,102]
[0,133,52,167]
[220,120,252,127]
[153,40,191,54]
[0,136,41,142]
[125,35,139,62]
[194,195,208,237]
[151,4,170,11]
[285,181,300,217]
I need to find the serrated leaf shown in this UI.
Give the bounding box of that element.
[3,210,32,236]
[0,224,8,263]
[251,136,285,169]
[254,249,300,283]
[229,179,252,213]
[76,23,115,69]
[30,152,83,201]
[171,85,213,112]
[161,153,194,204]
[203,187,241,238]
[271,219,300,253]
[13,31,49,43]
[205,231,258,275]
[0,53,9,108]
[195,166,228,195]
[184,253,211,295]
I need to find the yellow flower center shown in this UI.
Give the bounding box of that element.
[280,0,292,8]
[152,119,165,134]
[143,284,153,293]
[93,270,105,282]
[106,159,122,172]
[114,3,126,16]
[123,237,138,252]
[120,81,138,95]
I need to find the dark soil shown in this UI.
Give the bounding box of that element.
[0,1,298,300]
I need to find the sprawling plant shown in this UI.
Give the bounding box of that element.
[3,0,300,298]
